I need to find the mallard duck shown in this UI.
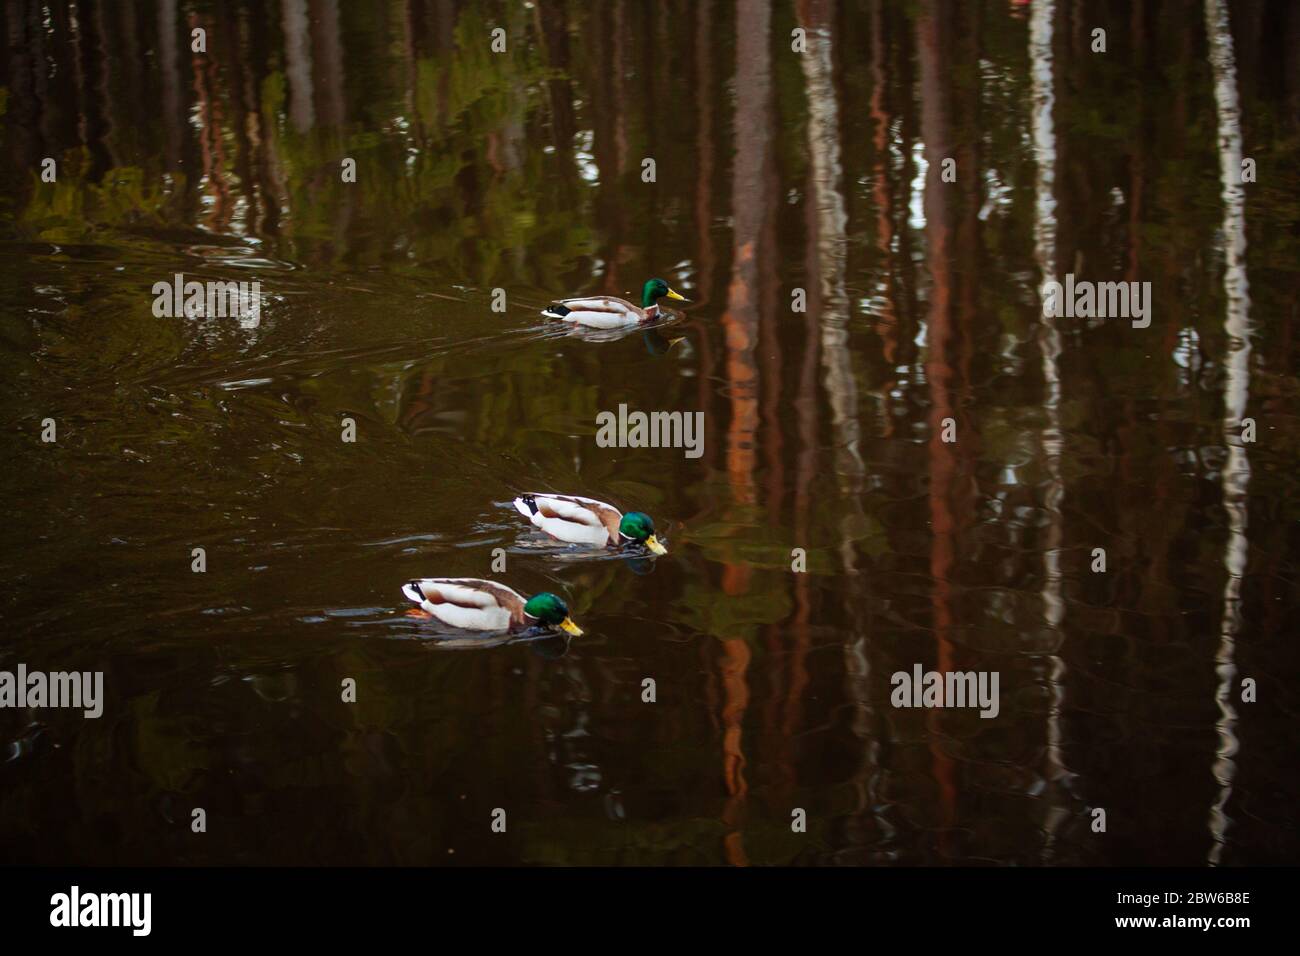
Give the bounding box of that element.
[541,278,686,329]
[512,493,667,555]
[401,578,583,635]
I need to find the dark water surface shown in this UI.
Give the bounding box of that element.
[1,0,1298,866]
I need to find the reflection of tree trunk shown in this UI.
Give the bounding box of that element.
[892,12,920,370]
[1029,0,1074,862]
[37,3,78,170]
[1205,0,1250,866]
[954,4,981,408]
[590,1,626,292]
[777,2,831,807]
[217,11,254,233]
[758,83,789,789]
[312,0,346,130]
[722,0,769,509]
[498,3,527,276]
[693,0,720,473]
[72,0,113,180]
[320,0,355,262]
[644,2,662,153]
[87,0,118,175]
[719,637,751,867]
[801,0,879,859]
[693,0,717,307]
[1288,3,1300,122]
[535,0,576,152]
[604,0,636,292]
[1142,5,1178,645]
[760,177,784,519]
[191,12,231,232]
[115,2,147,159]
[431,0,455,131]
[402,0,420,145]
[868,0,899,437]
[243,10,283,238]
[488,3,526,180]
[612,0,629,179]
[783,0,834,806]
[282,0,315,134]
[716,0,775,868]
[801,0,864,542]
[758,66,784,800]
[5,2,42,172]
[1127,1,1146,291]
[917,0,958,845]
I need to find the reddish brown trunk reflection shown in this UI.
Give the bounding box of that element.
[918,0,958,847]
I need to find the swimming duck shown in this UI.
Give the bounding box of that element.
[541,278,686,329]
[512,493,667,555]
[401,578,583,635]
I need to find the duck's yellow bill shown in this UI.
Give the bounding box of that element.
[559,617,584,636]
[645,535,668,556]
[665,288,687,301]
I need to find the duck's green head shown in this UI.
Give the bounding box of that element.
[619,511,667,555]
[642,278,687,309]
[524,591,583,636]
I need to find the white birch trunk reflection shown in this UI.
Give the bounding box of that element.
[801,1,879,855]
[1204,0,1251,866]
[1030,0,1071,861]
